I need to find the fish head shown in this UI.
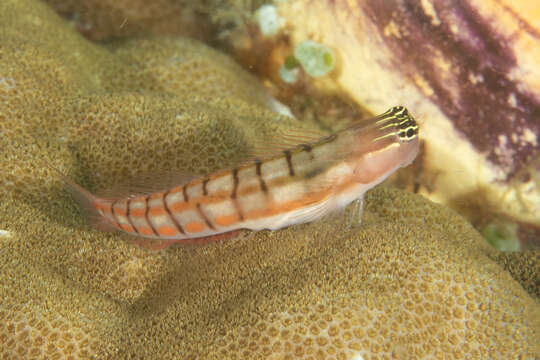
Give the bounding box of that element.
[349,106,420,184]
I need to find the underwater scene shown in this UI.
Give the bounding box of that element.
[0,0,539,358]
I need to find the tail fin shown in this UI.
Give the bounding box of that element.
[48,164,114,231]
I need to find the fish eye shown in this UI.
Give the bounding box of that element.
[406,128,415,138]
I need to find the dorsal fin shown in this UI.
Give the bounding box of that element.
[95,170,197,199]
[243,125,330,162]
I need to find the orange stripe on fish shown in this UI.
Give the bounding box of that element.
[120,223,135,233]
[138,226,155,236]
[169,201,191,213]
[148,206,166,217]
[215,214,240,227]
[163,190,185,235]
[144,195,159,237]
[94,201,109,212]
[185,221,204,233]
[157,225,177,237]
[195,203,215,230]
[52,106,420,249]
[129,209,146,218]
[243,186,334,222]
[126,198,139,235]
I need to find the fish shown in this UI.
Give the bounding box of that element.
[53,106,419,248]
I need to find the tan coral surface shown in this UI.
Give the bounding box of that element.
[1,0,539,359]
[42,0,217,41]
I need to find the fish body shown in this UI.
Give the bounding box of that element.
[59,106,419,243]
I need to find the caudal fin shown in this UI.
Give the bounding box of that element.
[48,164,114,231]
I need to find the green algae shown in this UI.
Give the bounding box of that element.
[278,63,299,84]
[280,40,336,83]
[482,220,520,252]
[293,40,336,77]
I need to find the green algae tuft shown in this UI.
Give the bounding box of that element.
[482,221,520,251]
[293,40,336,77]
[278,63,299,83]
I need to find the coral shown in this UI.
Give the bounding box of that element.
[196,188,540,359]
[494,251,540,301]
[0,305,100,359]
[102,36,291,117]
[41,0,217,41]
[0,0,539,359]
